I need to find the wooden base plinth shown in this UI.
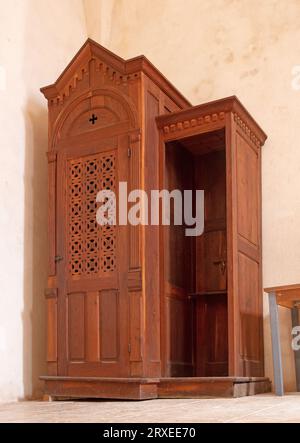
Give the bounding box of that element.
[157,377,271,398]
[41,376,271,400]
[41,377,158,400]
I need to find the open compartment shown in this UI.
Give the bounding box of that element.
[163,129,228,377]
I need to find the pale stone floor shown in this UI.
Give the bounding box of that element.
[0,393,300,423]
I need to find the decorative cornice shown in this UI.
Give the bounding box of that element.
[48,64,88,106]
[46,59,141,108]
[162,111,225,135]
[157,96,267,147]
[233,113,261,148]
[95,58,141,86]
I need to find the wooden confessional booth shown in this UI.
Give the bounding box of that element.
[41,39,270,399]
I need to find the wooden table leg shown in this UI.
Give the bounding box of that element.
[291,307,300,392]
[269,292,284,395]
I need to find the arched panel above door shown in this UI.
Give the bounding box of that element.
[52,88,138,146]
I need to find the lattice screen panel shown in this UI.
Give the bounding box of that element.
[68,151,117,277]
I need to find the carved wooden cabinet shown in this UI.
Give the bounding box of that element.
[41,39,270,399]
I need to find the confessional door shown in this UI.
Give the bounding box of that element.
[56,132,130,377]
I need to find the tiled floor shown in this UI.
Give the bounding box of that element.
[0,393,300,423]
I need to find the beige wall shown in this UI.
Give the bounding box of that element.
[85,0,300,391]
[1,0,299,401]
[0,0,87,401]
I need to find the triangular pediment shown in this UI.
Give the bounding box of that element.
[40,38,190,108]
[40,39,129,102]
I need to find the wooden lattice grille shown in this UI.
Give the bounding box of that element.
[67,151,117,277]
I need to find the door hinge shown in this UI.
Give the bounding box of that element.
[128,343,131,353]
[127,147,131,158]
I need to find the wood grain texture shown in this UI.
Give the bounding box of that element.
[41,376,270,400]
[41,41,268,399]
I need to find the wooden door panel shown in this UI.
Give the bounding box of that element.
[235,134,263,376]
[68,292,85,361]
[100,289,119,361]
[227,123,263,376]
[85,291,100,362]
[165,285,194,377]
[236,133,259,245]
[66,289,122,364]
[56,134,129,377]
[196,230,227,293]
[195,149,227,294]
[238,254,261,366]
[204,230,227,292]
[205,294,228,376]
[195,294,228,377]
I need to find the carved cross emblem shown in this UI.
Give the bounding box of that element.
[89,113,98,125]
